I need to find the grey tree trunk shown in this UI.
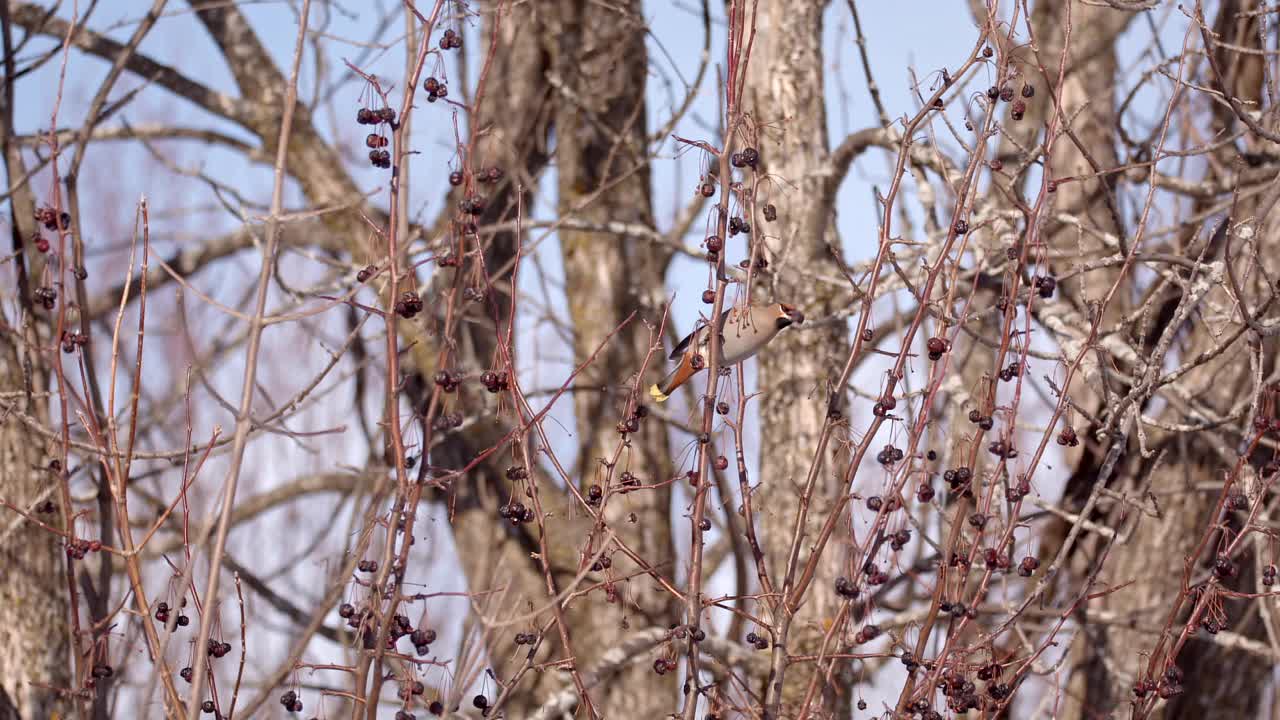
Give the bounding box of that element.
[549,0,680,715]
[746,1,854,716]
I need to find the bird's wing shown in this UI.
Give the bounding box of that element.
[669,326,698,360]
[668,308,734,360]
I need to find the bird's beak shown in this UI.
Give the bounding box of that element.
[776,304,804,329]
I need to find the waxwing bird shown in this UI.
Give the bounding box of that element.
[649,303,804,402]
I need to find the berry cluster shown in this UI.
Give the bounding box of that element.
[984,80,1035,122]
[514,631,538,645]
[61,331,88,354]
[926,336,949,360]
[422,76,449,103]
[33,286,56,310]
[834,576,859,599]
[357,559,379,573]
[1213,553,1238,581]
[207,639,232,658]
[987,439,1018,459]
[967,409,994,431]
[439,28,462,50]
[982,547,1008,572]
[872,394,896,418]
[458,194,487,215]
[1018,555,1040,577]
[1056,425,1079,447]
[854,623,881,644]
[433,370,460,393]
[669,624,706,642]
[34,206,71,231]
[480,370,509,393]
[410,627,437,655]
[943,466,974,495]
[1007,475,1032,502]
[730,147,759,169]
[863,560,889,585]
[395,291,423,318]
[153,600,190,626]
[876,443,905,466]
[65,538,102,560]
[744,631,769,650]
[616,404,648,435]
[279,690,303,713]
[1132,665,1184,699]
[1032,275,1056,298]
[356,107,396,167]
[499,501,534,524]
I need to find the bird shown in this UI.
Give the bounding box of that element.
[649,302,804,403]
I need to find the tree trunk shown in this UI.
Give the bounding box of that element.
[746,1,854,716]
[0,9,72,711]
[550,0,680,715]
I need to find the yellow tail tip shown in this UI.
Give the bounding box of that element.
[649,384,670,403]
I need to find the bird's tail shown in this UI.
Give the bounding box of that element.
[649,356,697,403]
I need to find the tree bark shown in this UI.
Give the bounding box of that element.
[0,5,71,713]
[745,1,854,716]
[549,0,680,715]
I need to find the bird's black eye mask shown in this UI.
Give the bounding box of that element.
[776,305,804,329]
